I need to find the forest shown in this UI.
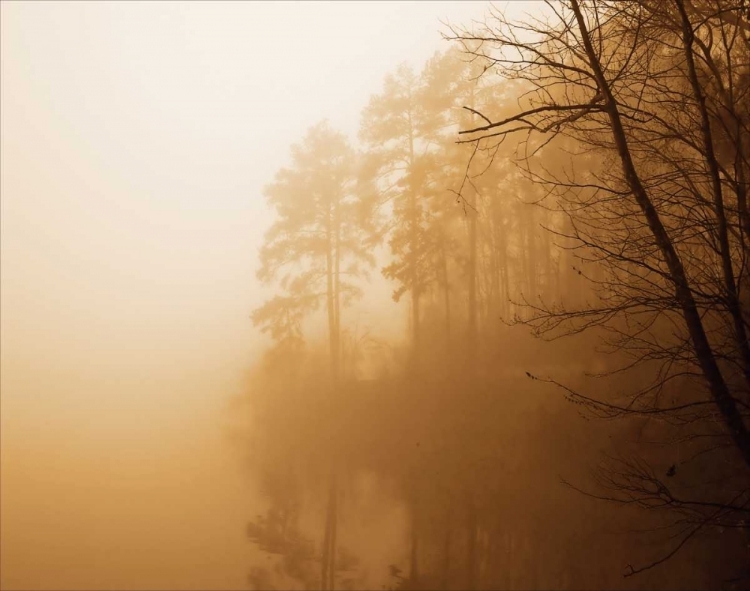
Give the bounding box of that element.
[239,1,750,589]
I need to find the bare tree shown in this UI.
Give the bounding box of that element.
[446,0,750,576]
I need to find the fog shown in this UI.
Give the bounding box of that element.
[1,2,487,589]
[3,1,750,590]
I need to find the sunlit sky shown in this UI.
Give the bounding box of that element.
[0,2,536,589]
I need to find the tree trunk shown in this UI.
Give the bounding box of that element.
[489,213,501,328]
[675,0,750,387]
[572,0,750,469]
[540,207,552,295]
[525,203,537,314]
[322,199,341,591]
[326,216,337,380]
[407,109,421,361]
[467,88,479,367]
[499,216,510,320]
[333,191,342,380]
[441,240,452,342]
[468,206,478,362]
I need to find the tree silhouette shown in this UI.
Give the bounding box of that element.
[446,0,750,575]
[252,120,374,590]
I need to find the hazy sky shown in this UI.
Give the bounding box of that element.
[0,2,532,589]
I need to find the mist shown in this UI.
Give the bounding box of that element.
[3,1,750,590]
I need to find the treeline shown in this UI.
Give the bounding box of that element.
[242,2,750,590]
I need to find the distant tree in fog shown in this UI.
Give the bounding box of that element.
[359,60,454,356]
[253,120,374,377]
[250,120,375,591]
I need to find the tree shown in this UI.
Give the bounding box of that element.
[252,120,374,590]
[446,0,750,578]
[255,120,373,380]
[244,4,750,588]
[360,60,455,361]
